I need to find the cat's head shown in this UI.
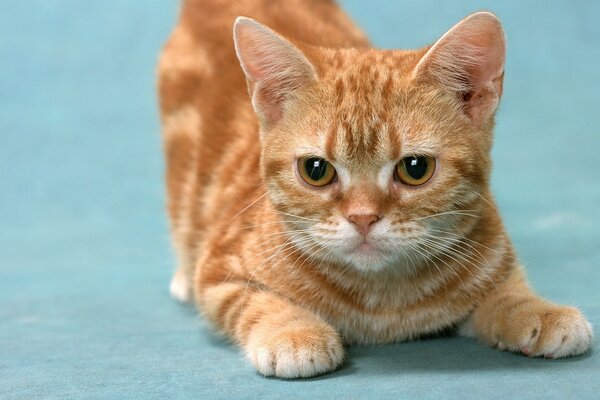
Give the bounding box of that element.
[233,12,506,272]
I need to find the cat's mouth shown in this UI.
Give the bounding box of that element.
[350,238,382,256]
[343,238,393,271]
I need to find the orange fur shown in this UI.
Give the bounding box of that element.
[158,0,592,378]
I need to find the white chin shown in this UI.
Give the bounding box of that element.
[340,243,420,274]
[345,246,390,272]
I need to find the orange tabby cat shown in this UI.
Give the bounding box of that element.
[158,0,593,378]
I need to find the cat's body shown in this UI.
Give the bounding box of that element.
[158,0,592,378]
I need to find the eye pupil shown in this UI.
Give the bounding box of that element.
[306,158,328,181]
[298,157,336,187]
[404,156,428,179]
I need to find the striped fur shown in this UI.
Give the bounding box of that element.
[158,0,592,378]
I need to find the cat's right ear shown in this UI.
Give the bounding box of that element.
[233,17,317,128]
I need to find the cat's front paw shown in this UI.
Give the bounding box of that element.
[246,322,344,378]
[496,304,593,358]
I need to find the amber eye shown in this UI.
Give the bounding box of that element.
[297,157,336,187]
[395,155,436,186]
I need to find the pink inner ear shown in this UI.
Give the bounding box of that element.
[234,17,316,125]
[235,24,280,82]
[414,12,506,122]
[462,25,506,91]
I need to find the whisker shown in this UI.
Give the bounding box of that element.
[239,237,300,311]
[424,229,495,271]
[413,209,480,221]
[224,192,269,224]
[403,240,449,299]
[419,237,480,281]
[285,239,326,279]
[426,227,515,260]
[471,191,500,213]
[242,206,323,223]
[238,230,314,267]
[221,220,309,232]
[419,235,498,290]
[274,210,322,223]
[240,232,320,286]
[415,240,468,293]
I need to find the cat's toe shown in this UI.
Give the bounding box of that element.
[510,306,593,358]
[533,308,593,358]
[247,324,344,378]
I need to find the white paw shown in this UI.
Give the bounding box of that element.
[169,268,191,303]
[501,306,593,358]
[246,325,344,378]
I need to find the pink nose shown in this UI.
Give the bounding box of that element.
[348,214,380,235]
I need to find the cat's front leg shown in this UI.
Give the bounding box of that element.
[461,269,593,358]
[200,282,344,378]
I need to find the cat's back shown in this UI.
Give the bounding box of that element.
[158,0,369,133]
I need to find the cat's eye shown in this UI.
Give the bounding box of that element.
[395,156,436,186]
[297,157,336,187]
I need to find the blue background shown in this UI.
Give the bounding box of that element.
[1,1,599,399]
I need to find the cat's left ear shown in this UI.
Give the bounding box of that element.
[233,17,317,128]
[413,12,506,124]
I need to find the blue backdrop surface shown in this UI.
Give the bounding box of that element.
[1,1,599,399]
